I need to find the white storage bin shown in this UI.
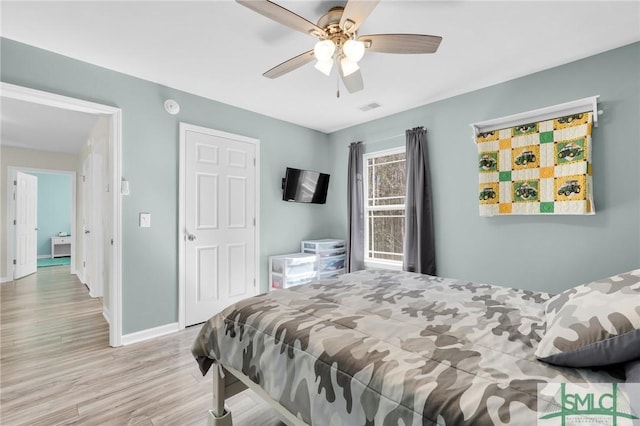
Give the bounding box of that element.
[271,254,317,275]
[269,252,318,291]
[318,269,345,280]
[318,255,346,273]
[271,272,316,289]
[302,239,345,252]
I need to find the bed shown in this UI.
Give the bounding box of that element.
[192,269,639,425]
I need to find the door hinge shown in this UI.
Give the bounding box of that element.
[83,261,86,267]
[13,259,16,265]
[110,238,114,246]
[13,219,16,225]
[253,158,256,166]
[13,180,17,186]
[82,175,86,182]
[253,278,256,288]
[253,218,256,226]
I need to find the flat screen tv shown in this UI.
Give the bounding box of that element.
[282,167,330,204]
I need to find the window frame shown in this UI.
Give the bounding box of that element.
[362,146,406,270]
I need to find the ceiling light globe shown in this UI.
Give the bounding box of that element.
[343,39,365,62]
[314,59,334,76]
[340,57,360,77]
[314,40,336,62]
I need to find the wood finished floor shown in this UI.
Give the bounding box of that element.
[1,266,285,426]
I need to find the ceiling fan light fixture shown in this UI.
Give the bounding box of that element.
[340,56,360,77]
[343,39,365,62]
[313,39,336,62]
[314,58,334,76]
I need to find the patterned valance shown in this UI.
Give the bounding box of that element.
[476,111,594,216]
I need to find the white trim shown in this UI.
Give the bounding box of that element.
[1,277,12,284]
[362,145,406,160]
[102,305,112,325]
[178,122,260,330]
[1,82,123,347]
[37,255,50,259]
[365,259,403,271]
[7,166,77,277]
[470,96,600,142]
[121,322,179,346]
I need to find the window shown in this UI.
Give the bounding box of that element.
[363,147,406,266]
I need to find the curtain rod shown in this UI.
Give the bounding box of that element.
[348,128,423,147]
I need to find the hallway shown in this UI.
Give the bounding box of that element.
[0,266,283,425]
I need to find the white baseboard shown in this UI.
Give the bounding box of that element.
[1,276,13,284]
[121,322,179,346]
[103,305,112,325]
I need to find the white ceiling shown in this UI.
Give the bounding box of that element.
[1,0,639,142]
[1,97,99,154]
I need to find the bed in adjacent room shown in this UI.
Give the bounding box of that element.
[192,269,640,425]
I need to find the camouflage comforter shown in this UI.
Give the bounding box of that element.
[192,270,623,425]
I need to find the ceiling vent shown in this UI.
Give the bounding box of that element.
[359,102,381,112]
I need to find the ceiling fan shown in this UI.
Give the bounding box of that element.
[236,0,443,96]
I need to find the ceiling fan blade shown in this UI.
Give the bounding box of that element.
[339,0,380,34]
[358,34,443,54]
[339,67,364,94]
[236,0,327,38]
[263,50,315,79]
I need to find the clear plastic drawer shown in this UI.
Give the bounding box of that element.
[318,255,345,273]
[302,239,345,252]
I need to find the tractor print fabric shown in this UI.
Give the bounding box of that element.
[476,111,594,216]
[192,270,624,425]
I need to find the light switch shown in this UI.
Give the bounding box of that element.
[139,213,151,228]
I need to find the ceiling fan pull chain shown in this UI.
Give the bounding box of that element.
[336,70,340,98]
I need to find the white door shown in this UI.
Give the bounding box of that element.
[82,156,93,291]
[183,124,258,326]
[14,171,38,279]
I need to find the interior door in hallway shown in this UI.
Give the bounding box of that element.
[14,171,38,279]
[183,124,258,326]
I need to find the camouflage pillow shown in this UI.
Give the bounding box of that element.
[535,269,640,367]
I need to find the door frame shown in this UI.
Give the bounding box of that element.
[1,82,123,347]
[7,167,76,276]
[178,122,260,329]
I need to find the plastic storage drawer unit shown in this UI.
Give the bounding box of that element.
[269,252,318,291]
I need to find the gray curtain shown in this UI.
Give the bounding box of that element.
[403,127,436,275]
[346,141,365,272]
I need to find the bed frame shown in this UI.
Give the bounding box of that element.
[208,363,306,426]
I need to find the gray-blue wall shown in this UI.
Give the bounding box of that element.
[3,36,638,335]
[326,42,640,293]
[1,38,333,334]
[31,172,72,256]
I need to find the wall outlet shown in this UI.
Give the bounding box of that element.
[139,213,151,228]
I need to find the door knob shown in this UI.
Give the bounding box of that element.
[85,230,91,234]
[187,234,197,241]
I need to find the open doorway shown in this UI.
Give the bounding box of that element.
[1,82,123,347]
[8,167,76,276]
[33,171,74,268]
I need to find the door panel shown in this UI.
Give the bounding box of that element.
[197,246,219,302]
[14,172,37,279]
[227,176,247,228]
[197,173,218,229]
[184,127,257,326]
